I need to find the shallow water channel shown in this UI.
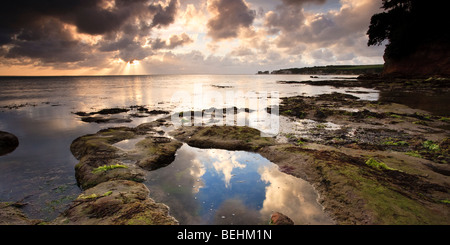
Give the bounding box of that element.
[143,144,334,225]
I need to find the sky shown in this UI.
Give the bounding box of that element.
[0,0,386,76]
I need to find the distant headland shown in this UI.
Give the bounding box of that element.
[258,64,384,76]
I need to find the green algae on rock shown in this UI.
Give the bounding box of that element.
[167,117,449,224]
[170,125,276,152]
[56,120,181,225]
[135,137,182,171]
[51,180,178,225]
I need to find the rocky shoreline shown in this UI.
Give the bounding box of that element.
[51,119,181,225]
[1,77,449,225]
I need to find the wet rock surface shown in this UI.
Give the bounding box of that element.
[54,118,180,225]
[170,125,275,152]
[73,106,170,124]
[51,180,178,225]
[269,81,450,224]
[134,137,182,171]
[270,212,294,225]
[166,79,450,224]
[0,202,42,225]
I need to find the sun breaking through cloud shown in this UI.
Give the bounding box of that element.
[0,0,385,75]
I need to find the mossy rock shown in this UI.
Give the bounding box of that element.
[75,158,146,190]
[170,126,276,151]
[51,180,178,225]
[70,127,136,159]
[135,137,182,171]
[309,150,449,224]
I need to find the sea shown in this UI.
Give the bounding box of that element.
[0,74,379,224]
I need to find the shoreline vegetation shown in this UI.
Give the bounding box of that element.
[1,75,449,225]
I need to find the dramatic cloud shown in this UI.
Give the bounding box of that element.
[150,33,194,50]
[264,0,383,64]
[265,0,328,35]
[0,0,182,65]
[207,0,256,40]
[5,18,90,64]
[149,0,180,28]
[0,0,385,75]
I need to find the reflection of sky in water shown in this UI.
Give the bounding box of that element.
[0,75,364,221]
[145,144,334,225]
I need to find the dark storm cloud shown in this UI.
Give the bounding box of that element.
[207,0,256,40]
[97,35,150,63]
[149,0,179,28]
[98,36,136,53]
[0,0,106,39]
[4,18,90,64]
[0,0,180,65]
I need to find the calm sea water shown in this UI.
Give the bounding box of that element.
[0,74,374,222]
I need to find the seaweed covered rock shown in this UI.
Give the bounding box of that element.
[75,157,146,190]
[51,180,178,225]
[70,127,145,189]
[135,137,182,171]
[0,202,42,225]
[170,126,275,151]
[60,121,181,225]
[70,127,136,159]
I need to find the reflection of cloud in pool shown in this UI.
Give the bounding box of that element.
[208,150,246,188]
[146,145,205,224]
[189,159,205,193]
[146,144,333,225]
[213,199,264,225]
[258,166,334,225]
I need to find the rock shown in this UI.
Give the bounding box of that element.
[0,131,19,156]
[383,42,450,78]
[74,107,132,123]
[63,123,180,224]
[135,137,183,171]
[147,110,170,115]
[74,107,170,124]
[51,180,178,225]
[75,157,146,190]
[270,212,294,225]
[96,108,129,115]
[71,127,146,190]
[70,127,136,159]
[170,126,275,152]
[0,202,42,225]
[81,116,132,124]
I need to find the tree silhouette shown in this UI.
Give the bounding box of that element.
[367,0,448,60]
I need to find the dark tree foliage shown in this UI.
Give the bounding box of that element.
[367,0,449,59]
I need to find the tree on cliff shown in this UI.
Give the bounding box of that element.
[367,0,449,60]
